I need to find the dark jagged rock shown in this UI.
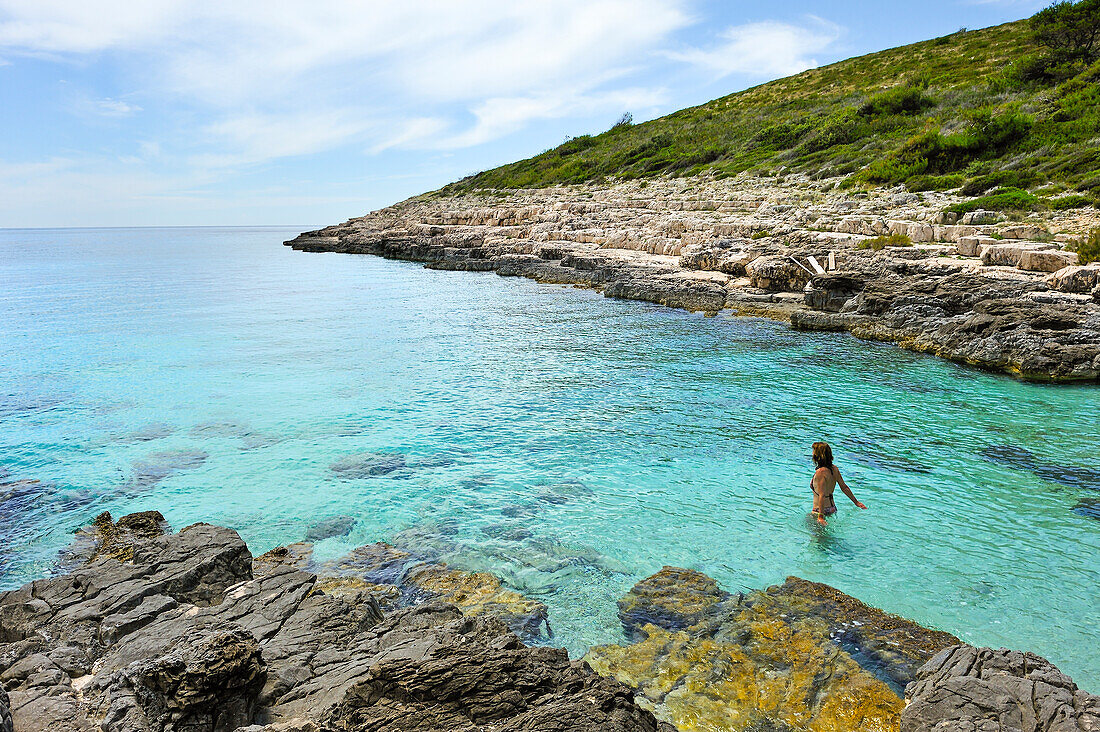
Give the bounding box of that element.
[587,570,963,731]
[1,513,646,731]
[312,604,667,732]
[0,683,11,732]
[902,645,1100,732]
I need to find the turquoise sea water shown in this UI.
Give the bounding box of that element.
[1,226,1098,689]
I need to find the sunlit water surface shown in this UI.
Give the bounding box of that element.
[1,227,1097,689]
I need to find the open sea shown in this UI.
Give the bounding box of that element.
[1,226,1097,689]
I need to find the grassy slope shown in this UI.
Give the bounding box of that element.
[442,21,1100,199]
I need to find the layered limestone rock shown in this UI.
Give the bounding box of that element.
[0,513,664,732]
[286,175,1100,382]
[902,645,1100,732]
[585,568,962,732]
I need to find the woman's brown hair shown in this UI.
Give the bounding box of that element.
[812,442,835,472]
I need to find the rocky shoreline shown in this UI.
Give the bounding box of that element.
[2,512,1097,731]
[286,175,1100,382]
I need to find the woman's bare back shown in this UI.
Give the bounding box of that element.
[812,467,838,516]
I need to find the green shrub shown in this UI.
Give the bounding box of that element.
[860,85,937,116]
[857,233,914,251]
[959,106,1034,152]
[755,121,813,149]
[557,135,597,156]
[863,155,929,184]
[961,170,1041,195]
[1050,193,1094,209]
[946,187,1044,214]
[906,173,965,191]
[800,109,865,153]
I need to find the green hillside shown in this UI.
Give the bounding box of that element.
[443,7,1100,202]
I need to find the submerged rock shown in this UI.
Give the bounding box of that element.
[303,514,356,542]
[1072,497,1100,520]
[113,422,175,443]
[0,513,662,732]
[318,541,552,641]
[902,645,1100,732]
[617,566,727,639]
[123,449,208,494]
[329,451,407,478]
[982,444,1100,491]
[586,570,961,732]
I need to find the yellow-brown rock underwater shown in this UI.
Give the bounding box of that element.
[585,569,960,732]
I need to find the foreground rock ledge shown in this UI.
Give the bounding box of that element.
[0,513,666,732]
[286,176,1100,382]
[1,515,1096,732]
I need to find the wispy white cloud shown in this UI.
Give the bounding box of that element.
[668,17,843,79]
[193,111,378,168]
[0,0,692,163]
[0,156,74,180]
[369,118,450,155]
[90,98,141,117]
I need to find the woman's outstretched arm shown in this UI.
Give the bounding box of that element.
[836,469,867,509]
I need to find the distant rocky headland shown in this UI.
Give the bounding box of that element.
[286,175,1100,382]
[1,511,1097,731]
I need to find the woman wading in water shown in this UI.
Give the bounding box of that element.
[811,441,866,525]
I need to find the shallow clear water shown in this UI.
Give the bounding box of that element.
[1,226,1098,690]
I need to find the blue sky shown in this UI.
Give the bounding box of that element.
[0,0,1048,227]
